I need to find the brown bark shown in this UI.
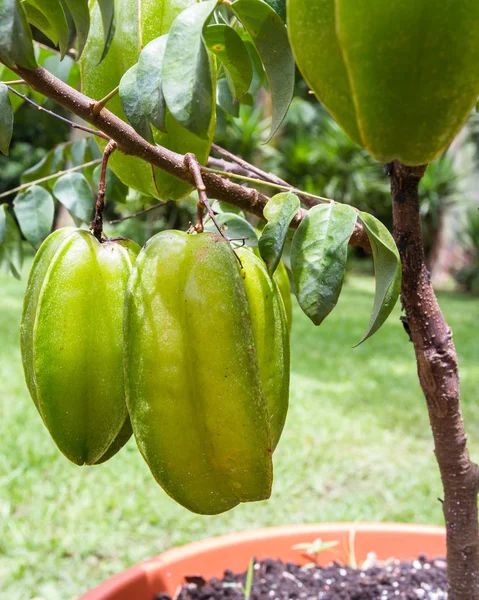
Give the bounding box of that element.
[6,64,372,251]
[390,161,479,600]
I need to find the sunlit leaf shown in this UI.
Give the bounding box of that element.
[25,0,70,57]
[162,0,217,139]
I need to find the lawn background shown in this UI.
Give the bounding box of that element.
[1,263,478,600]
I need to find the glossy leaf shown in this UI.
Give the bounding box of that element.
[63,0,90,56]
[22,145,67,189]
[204,24,252,101]
[97,0,115,62]
[137,35,168,133]
[259,192,299,275]
[0,0,37,69]
[162,0,217,138]
[0,83,13,155]
[231,0,294,140]
[0,203,23,278]
[291,203,358,326]
[119,64,154,143]
[23,2,58,45]
[26,0,70,57]
[53,172,93,226]
[13,186,55,249]
[356,211,402,345]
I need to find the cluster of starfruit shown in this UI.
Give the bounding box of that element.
[21,228,290,515]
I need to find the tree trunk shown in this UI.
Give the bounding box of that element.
[390,161,479,600]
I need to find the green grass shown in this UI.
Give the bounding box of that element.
[0,264,478,600]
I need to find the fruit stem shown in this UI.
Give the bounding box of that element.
[90,140,117,242]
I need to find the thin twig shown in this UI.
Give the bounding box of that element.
[207,156,252,177]
[0,158,102,200]
[211,143,320,208]
[90,86,119,115]
[107,200,172,224]
[6,86,109,140]
[9,64,371,250]
[202,166,333,204]
[3,79,25,85]
[185,153,231,243]
[90,140,117,241]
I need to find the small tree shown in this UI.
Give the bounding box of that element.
[0,1,477,598]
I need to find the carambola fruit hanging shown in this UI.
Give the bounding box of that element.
[124,231,289,514]
[287,0,479,166]
[21,228,140,466]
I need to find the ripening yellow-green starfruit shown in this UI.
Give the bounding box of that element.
[287,0,479,165]
[124,231,289,514]
[21,228,140,466]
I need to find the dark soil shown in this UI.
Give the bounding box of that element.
[157,555,448,600]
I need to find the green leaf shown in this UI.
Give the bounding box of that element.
[53,172,93,225]
[0,203,23,278]
[21,144,67,189]
[263,0,285,21]
[97,0,115,63]
[119,64,154,143]
[210,200,243,215]
[356,211,402,345]
[63,0,90,56]
[204,24,252,101]
[162,0,217,139]
[0,0,37,69]
[13,185,55,249]
[25,0,70,57]
[0,83,13,155]
[204,212,258,247]
[291,203,358,326]
[259,192,299,274]
[23,2,58,45]
[217,77,239,117]
[137,35,168,133]
[231,0,294,141]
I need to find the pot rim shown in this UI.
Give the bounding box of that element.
[81,522,446,600]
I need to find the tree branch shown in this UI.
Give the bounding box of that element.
[11,64,370,251]
[390,160,479,600]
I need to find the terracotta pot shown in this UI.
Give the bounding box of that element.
[81,523,446,600]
